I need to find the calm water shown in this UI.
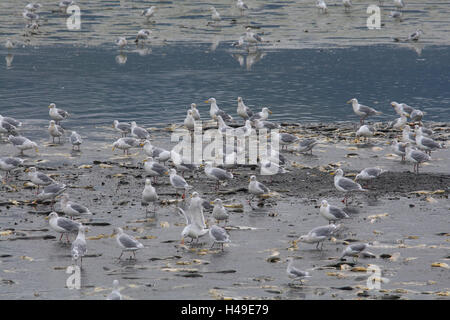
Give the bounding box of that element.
[1,44,449,132]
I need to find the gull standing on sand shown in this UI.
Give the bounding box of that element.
[48,212,81,242]
[205,98,233,122]
[107,280,122,300]
[340,243,369,262]
[112,137,140,155]
[143,157,168,183]
[272,132,299,150]
[48,103,69,124]
[347,98,382,125]
[8,135,38,155]
[142,178,159,216]
[319,200,349,224]
[356,124,375,143]
[130,121,150,140]
[71,226,88,267]
[204,162,233,190]
[177,207,209,245]
[113,120,131,137]
[209,225,231,251]
[237,97,254,120]
[0,157,24,181]
[60,194,92,219]
[36,183,66,209]
[0,114,22,128]
[297,138,318,154]
[212,199,229,225]
[333,169,367,205]
[48,120,65,143]
[286,257,311,284]
[405,144,430,174]
[415,130,443,155]
[25,167,54,193]
[142,141,171,164]
[294,224,340,250]
[391,139,407,161]
[112,227,144,260]
[402,126,416,144]
[170,150,199,177]
[70,131,82,151]
[169,168,191,198]
[355,167,384,185]
[248,175,270,204]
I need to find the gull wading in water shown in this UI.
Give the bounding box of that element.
[70,131,82,151]
[113,120,131,137]
[286,257,311,284]
[209,225,231,251]
[294,224,340,250]
[142,6,157,22]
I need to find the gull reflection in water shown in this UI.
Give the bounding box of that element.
[6,54,14,69]
[115,53,127,65]
[232,51,266,71]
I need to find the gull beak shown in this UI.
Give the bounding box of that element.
[210,201,215,205]
[268,109,272,114]
[204,100,210,103]
[346,99,352,104]
[31,200,38,205]
[24,168,29,172]
[140,143,145,147]
[112,147,116,151]
[292,240,298,245]
[35,148,39,153]
[164,171,169,175]
[111,124,115,128]
[330,171,336,176]
[48,105,52,108]
[142,159,147,163]
[44,216,49,220]
[199,164,204,168]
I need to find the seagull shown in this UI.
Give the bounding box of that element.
[217,115,233,136]
[245,28,263,48]
[113,120,131,137]
[142,178,159,216]
[71,226,88,267]
[402,126,416,144]
[60,194,92,219]
[389,113,408,130]
[36,183,67,209]
[297,138,319,154]
[231,36,245,48]
[316,0,328,13]
[0,157,24,182]
[190,103,201,120]
[405,144,430,174]
[259,159,288,183]
[250,107,272,121]
[209,225,231,251]
[210,6,221,21]
[48,212,81,242]
[319,200,349,224]
[237,97,254,120]
[8,135,38,155]
[294,224,340,250]
[142,141,171,164]
[415,130,443,155]
[48,103,70,124]
[116,37,128,50]
[236,0,249,16]
[286,257,311,284]
[389,10,403,20]
[107,280,122,300]
[408,29,423,42]
[112,137,141,155]
[391,102,413,116]
[143,157,169,183]
[272,132,299,150]
[204,162,233,190]
[184,110,195,131]
[112,227,144,260]
[59,1,74,11]
[0,118,19,136]
[342,0,352,11]
[253,119,279,130]
[211,199,229,225]
[170,150,199,177]
[25,167,54,193]
[393,0,405,10]
[391,139,407,161]
[135,29,152,45]
[347,98,382,125]
[414,125,433,137]
[340,243,369,262]
[70,131,82,151]
[23,10,39,22]
[130,121,150,140]
[169,168,191,198]
[48,120,65,144]
[248,175,270,205]
[333,169,367,205]
[409,108,424,122]
[142,6,157,21]
[5,39,16,50]
[177,207,209,245]
[232,120,252,137]
[355,167,385,187]
[356,124,375,143]
[0,114,22,128]
[205,97,233,122]
[25,3,42,12]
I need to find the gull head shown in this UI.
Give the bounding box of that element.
[250,175,257,182]
[112,227,123,236]
[145,178,152,186]
[205,97,215,104]
[48,103,56,109]
[346,98,357,104]
[169,168,177,175]
[47,212,59,220]
[262,107,272,114]
[190,103,197,109]
[321,200,328,207]
[213,198,222,205]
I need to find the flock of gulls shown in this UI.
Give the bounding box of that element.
[0,1,444,300]
[0,90,446,294]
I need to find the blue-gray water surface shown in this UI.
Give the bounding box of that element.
[1,44,449,132]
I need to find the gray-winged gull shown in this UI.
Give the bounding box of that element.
[71,226,88,267]
[190,103,201,120]
[36,183,67,209]
[294,224,340,250]
[48,212,81,242]
[333,169,367,205]
[391,139,407,161]
[142,178,159,216]
[112,227,144,260]
[205,162,233,190]
[249,107,271,121]
[142,6,157,21]
[209,225,231,251]
[205,98,233,122]
[319,200,349,224]
[0,114,22,128]
[8,135,38,155]
[298,138,318,154]
[356,124,375,142]
[48,120,65,144]
[272,132,299,150]
[169,168,191,198]
[212,198,229,225]
[130,121,150,140]
[70,131,82,151]
[107,280,122,300]
[402,126,416,144]
[142,140,171,163]
[113,120,131,137]
[48,103,69,124]
[415,130,443,155]
[340,243,369,262]
[26,167,54,193]
[60,194,92,218]
[112,137,141,155]
[0,157,24,181]
[184,110,195,131]
[347,98,382,124]
[143,156,169,183]
[405,144,431,174]
[237,97,253,120]
[248,175,270,205]
[355,167,385,185]
[177,207,209,245]
[286,257,311,284]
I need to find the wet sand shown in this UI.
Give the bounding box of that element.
[0,121,449,300]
